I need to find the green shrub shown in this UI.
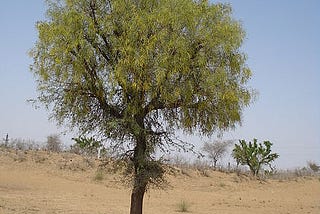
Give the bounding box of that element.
[232,139,279,176]
[71,136,107,158]
[307,161,320,173]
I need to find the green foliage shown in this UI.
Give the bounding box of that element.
[72,136,101,149]
[30,0,253,142]
[232,139,279,176]
[71,136,108,158]
[30,1,254,213]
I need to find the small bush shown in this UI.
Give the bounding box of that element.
[177,200,190,212]
[307,161,320,173]
[94,169,104,181]
[218,182,226,188]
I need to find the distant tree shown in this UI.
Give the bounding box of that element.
[307,161,320,173]
[30,1,254,213]
[202,140,232,168]
[232,139,279,176]
[46,134,62,152]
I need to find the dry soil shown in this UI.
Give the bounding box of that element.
[0,148,319,214]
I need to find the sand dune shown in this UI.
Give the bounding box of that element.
[0,148,319,214]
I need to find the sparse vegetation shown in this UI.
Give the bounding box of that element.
[192,159,210,172]
[3,143,318,184]
[266,167,319,181]
[1,146,319,214]
[1,137,41,151]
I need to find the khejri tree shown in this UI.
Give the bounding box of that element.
[30,0,254,213]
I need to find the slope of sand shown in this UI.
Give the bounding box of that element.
[0,148,319,214]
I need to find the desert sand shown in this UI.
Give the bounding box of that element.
[0,148,319,214]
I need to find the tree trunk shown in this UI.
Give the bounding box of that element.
[130,180,147,214]
[213,159,217,169]
[249,164,258,177]
[130,119,148,214]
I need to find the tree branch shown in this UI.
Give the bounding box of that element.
[69,48,123,119]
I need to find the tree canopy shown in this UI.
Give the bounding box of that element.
[30,0,254,213]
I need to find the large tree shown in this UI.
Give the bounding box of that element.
[30,0,253,213]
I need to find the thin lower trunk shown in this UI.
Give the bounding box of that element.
[130,182,147,214]
[250,165,258,177]
[213,160,217,169]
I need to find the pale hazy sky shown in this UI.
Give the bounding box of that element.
[0,0,319,169]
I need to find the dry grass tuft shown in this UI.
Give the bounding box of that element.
[94,169,104,181]
[177,200,190,212]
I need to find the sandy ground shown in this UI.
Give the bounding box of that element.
[0,148,319,214]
